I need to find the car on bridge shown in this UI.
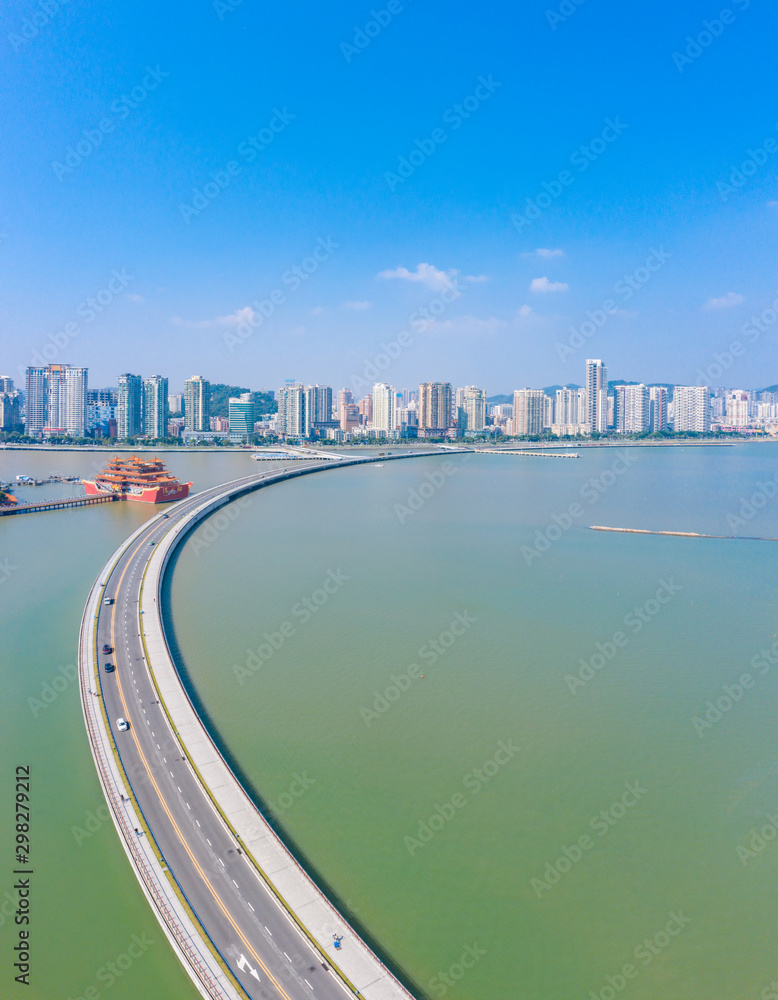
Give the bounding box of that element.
[116,718,129,732]
[102,643,112,654]
[103,597,114,605]
[104,662,115,673]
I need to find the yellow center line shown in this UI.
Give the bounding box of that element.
[108,533,294,1000]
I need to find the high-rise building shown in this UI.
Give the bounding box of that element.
[0,376,14,393]
[305,385,333,431]
[277,382,306,437]
[585,359,608,433]
[555,388,577,425]
[372,383,397,433]
[463,386,486,432]
[649,387,667,432]
[726,390,749,427]
[25,364,87,437]
[118,374,143,439]
[358,394,373,426]
[25,367,48,435]
[229,392,255,441]
[168,393,183,414]
[418,382,453,433]
[0,390,21,431]
[337,389,354,429]
[184,376,211,433]
[142,376,169,439]
[674,386,711,433]
[614,384,649,433]
[513,389,545,437]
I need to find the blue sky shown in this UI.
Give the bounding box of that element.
[2,0,777,394]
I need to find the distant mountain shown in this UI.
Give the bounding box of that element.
[486,394,512,405]
[544,384,581,393]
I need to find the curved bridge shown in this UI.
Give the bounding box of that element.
[78,452,456,1000]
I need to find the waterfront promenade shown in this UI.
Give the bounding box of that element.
[78,452,456,1000]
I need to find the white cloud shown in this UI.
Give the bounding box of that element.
[377,262,458,291]
[424,315,506,336]
[530,276,569,293]
[522,248,565,259]
[170,306,258,330]
[342,300,372,310]
[465,274,490,283]
[516,304,533,319]
[704,292,744,310]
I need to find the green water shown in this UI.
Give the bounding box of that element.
[3,445,778,999]
[166,444,778,1000]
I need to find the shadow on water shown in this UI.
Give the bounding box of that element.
[161,541,429,1000]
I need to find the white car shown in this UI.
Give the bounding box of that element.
[116,718,130,732]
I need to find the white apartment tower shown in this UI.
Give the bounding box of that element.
[649,386,667,432]
[277,382,307,438]
[513,389,545,437]
[586,359,608,433]
[673,386,711,433]
[372,382,397,433]
[463,386,486,432]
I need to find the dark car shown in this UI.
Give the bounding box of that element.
[104,662,115,673]
[102,644,112,654]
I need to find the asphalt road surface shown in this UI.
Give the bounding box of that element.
[96,465,361,1000]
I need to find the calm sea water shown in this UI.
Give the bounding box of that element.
[168,443,778,1000]
[3,444,778,999]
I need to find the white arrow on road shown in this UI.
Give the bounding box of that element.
[237,953,261,981]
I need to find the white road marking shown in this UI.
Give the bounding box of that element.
[207,838,212,846]
[248,902,254,912]
[195,820,200,827]
[177,786,182,792]
[283,952,291,962]
[169,771,174,777]
[265,927,272,936]
[233,879,239,888]
[305,979,313,990]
